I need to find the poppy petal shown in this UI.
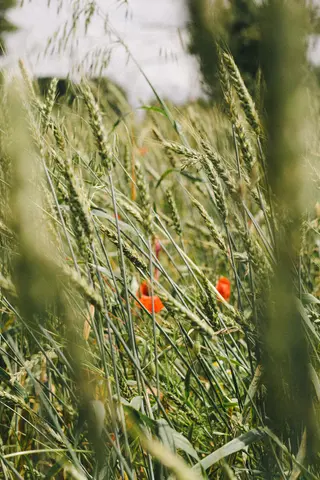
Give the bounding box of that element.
[153,296,164,313]
[139,295,153,312]
[216,276,231,301]
[138,295,164,313]
[138,281,149,297]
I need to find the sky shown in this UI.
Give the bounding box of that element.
[4,0,202,106]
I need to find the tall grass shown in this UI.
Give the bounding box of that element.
[0,3,319,479]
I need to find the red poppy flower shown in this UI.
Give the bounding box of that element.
[138,146,149,156]
[138,281,149,297]
[216,276,231,301]
[136,281,164,314]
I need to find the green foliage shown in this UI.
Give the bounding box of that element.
[227,0,260,92]
[187,0,229,100]
[187,0,320,100]
[187,0,260,99]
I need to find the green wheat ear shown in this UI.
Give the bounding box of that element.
[217,47,258,177]
[200,154,228,223]
[0,273,16,297]
[190,194,227,254]
[166,187,182,237]
[52,150,93,264]
[123,144,132,184]
[222,51,261,137]
[200,139,237,196]
[99,223,148,273]
[42,77,58,133]
[134,160,154,237]
[81,82,114,171]
[117,196,144,224]
[18,59,36,98]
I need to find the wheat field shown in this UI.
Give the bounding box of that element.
[0,2,320,478]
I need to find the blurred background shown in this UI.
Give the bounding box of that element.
[3,0,202,105]
[1,0,320,106]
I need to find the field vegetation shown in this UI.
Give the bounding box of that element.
[0,1,319,478]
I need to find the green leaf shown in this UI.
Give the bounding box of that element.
[170,429,199,461]
[155,168,179,188]
[130,396,143,411]
[243,365,263,421]
[296,299,319,340]
[180,171,204,183]
[155,169,203,189]
[264,427,318,480]
[156,420,199,461]
[45,460,65,479]
[90,208,136,234]
[123,405,157,431]
[184,369,191,400]
[0,366,10,382]
[233,252,248,262]
[309,364,320,401]
[193,429,264,472]
[301,293,320,306]
[140,105,166,116]
[0,367,26,399]
[140,105,167,116]
[157,420,175,453]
